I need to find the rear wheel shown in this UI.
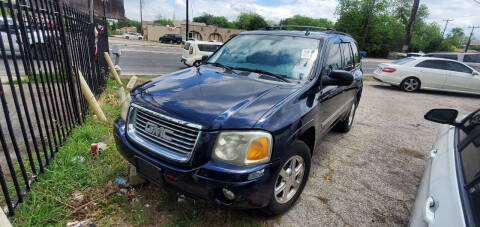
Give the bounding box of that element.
[401,77,420,92]
[262,140,311,216]
[193,61,201,67]
[333,100,357,133]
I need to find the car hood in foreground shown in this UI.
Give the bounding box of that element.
[132,66,302,130]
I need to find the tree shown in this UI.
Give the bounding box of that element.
[279,15,333,28]
[234,13,268,30]
[117,18,142,33]
[402,0,420,52]
[194,13,234,28]
[154,15,174,26]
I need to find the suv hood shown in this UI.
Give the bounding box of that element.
[133,66,301,130]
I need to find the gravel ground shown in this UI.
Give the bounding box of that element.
[275,81,480,226]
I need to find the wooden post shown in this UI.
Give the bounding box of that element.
[104,52,123,85]
[77,70,107,122]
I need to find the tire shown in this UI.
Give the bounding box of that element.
[138,37,142,40]
[126,36,130,39]
[401,77,421,92]
[262,140,311,216]
[193,61,201,67]
[334,99,357,133]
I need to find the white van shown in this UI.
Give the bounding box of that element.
[181,40,222,67]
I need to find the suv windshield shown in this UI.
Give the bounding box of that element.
[208,34,321,81]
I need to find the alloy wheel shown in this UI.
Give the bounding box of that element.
[403,78,419,91]
[274,155,305,204]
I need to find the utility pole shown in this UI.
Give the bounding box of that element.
[140,0,143,35]
[442,19,454,37]
[360,0,376,50]
[402,0,420,52]
[186,0,189,41]
[465,26,479,53]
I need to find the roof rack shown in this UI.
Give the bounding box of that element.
[262,25,350,37]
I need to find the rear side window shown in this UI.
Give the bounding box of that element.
[184,43,191,50]
[393,57,415,65]
[415,60,448,70]
[326,43,342,70]
[426,54,458,61]
[198,44,221,52]
[350,42,361,65]
[340,43,354,69]
[446,61,473,74]
[464,54,480,63]
[459,125,480,224]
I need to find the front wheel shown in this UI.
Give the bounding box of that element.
[401,77,420,92]
[262,140,311,216]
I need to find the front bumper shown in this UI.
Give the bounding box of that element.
[113,118,279,208]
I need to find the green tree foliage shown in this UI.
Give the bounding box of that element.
[279,15,334,28]
[154,15,174,26]
[117,18,141,33]
[335,0,448,57]
[193,13,234,28]
[235,13,269,30]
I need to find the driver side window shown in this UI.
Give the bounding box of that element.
[325,43,342,72]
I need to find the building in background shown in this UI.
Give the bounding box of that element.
[144,20,244,43]
[61,0,125,19]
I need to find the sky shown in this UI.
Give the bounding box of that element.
[125,0,480,38]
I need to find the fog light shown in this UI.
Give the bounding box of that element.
[222,188,235,200]
[248,169,264,180]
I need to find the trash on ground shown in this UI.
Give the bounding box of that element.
[120,188,128,194]
[71,156,85,163]
[66,219,92,227]
[91,142,107,156]
[115,177,130,188]
[73,192,84,202]
[177,194,186,203]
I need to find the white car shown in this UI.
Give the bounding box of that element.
[123,32,143,40]
[373,57,480,95]
[181,40,222,67]
[410,108,480,227]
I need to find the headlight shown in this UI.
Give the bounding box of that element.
[212,131,272,166]
[120,94,131,121]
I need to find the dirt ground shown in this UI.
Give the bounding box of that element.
[277,81,479,226]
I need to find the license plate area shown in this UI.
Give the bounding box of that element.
[135,156,164,186]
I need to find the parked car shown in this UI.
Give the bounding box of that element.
[410,108,480,227]
[373,57,480,95]
[181,40,222,67]
[123,32,143,40]
[159,34,182,44]
[424,52,480,72]
[1,17,49,59]
[114,28,363,215]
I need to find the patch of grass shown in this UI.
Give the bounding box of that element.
[362,75,374,81]
[11,78,268,226]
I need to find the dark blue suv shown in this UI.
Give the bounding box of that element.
[114,27,363,215]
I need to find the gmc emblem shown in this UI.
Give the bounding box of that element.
[144,122,173,141]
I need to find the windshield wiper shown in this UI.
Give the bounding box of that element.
[206,62,234,71]
[234,67,290,83]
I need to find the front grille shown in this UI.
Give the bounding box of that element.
[127,104,201,163]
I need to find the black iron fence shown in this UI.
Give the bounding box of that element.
[0,0,109,216]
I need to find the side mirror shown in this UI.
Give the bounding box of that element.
[201,55,209,64]
[424,109,458,124]
[473,71,479,76]
[322,70,354,87]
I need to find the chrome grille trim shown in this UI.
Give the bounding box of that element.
[126,103,202,163]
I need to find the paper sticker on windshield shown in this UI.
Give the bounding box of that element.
[301,49,313,59]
